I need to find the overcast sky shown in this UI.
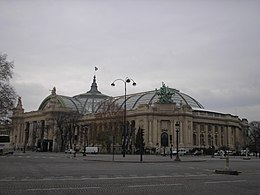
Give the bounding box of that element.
[1,0,260,122]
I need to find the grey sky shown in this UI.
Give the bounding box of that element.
[1,0,260,122]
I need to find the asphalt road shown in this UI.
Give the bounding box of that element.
[0,152,259,195]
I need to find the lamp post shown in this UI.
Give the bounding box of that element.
[175,122,181,161]
[23,128,29,153]
[112,135,115,161]
[211,135,215,158]
[40,120,45,152]
[200,130,205,155]
[111,77,136,157]
[82,125,88,156]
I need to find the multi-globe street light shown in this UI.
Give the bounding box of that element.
[111,77,136,158]
[82,125,89,156]
[175,121,181,161]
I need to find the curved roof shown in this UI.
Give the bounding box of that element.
[38,76,109,114]
[38,77,204,114]
[38,95,82,112]
[95,88,204,113]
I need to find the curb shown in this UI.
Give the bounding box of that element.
[82,158,207,163]
[214,169,241,175]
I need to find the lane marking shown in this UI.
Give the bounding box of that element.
[27,186,101,191]
[128,183,183,188]
[204,180,246,184]
[0,173,215,182]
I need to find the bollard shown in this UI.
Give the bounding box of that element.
[225,155,229,170]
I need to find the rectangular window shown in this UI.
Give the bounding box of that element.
[0,135,10,143]
[200,125,204,133]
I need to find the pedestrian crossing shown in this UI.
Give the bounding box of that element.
[0,172,215,182]
[0,154,71,159]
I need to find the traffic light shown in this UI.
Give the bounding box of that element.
[141,128,144,141]
[139,128,144,162]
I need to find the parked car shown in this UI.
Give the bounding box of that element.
[65,149,75,154]
[172,149,188,156]
[81,147,98,154]
[192,150,203,156]
[161,148,188,156]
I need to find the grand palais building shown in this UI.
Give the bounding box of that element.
[10,76,248,154]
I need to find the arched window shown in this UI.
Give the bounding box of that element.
[208,134,212,146]
[200,133,205,147]
[161,132,169,147]
[215,134,218,146]
[193,133,197,146]
[221,126,224,146]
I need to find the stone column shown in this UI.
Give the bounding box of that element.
[148,120,153,146]
[170,120,174,146]
[27,122,32,147]
[218,125,221,146]
[226,126,230,148]
[152,119,158,146]
[157,120,160,146]
[143,118,149,145]
[205,124,208,147]
[180,121,184,145]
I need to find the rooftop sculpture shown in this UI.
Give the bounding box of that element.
[156,82,175,104]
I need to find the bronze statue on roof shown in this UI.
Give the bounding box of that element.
[156,82,175,104]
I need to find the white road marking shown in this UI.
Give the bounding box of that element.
[202,169,212,171]
[128,183,183,188]
[0,173,215,182]
[204,180,246,184]
[27,186,101,191]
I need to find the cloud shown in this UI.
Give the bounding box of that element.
[1,0,260,122]
[13,81,50,111]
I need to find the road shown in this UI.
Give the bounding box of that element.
[0,152,259,195]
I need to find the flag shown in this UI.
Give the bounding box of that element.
[95,67,98,71]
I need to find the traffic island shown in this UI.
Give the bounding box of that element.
[242,156,251,160]
[214,155,241,175]
[214,169,240,175]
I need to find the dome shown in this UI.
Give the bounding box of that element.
[38,76,109,114]
[72,76,109,114]
[95,88,204,113]
[38,79,203,115]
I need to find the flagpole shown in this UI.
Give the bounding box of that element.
[94,66,98,76]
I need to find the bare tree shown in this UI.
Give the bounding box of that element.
[94,98,124,153]
[248,121,260,157]
[53,111,82,152]
[0,53,16,123]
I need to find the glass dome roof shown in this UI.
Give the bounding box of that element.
[38,77,204,114]
[38,76,109,114]
[95,88,204,113]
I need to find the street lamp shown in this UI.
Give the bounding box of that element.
[211,134,214,158]
[23,128,29,153]
[175,122,181,161]
[82,125,88,156]
[111,77,136,157]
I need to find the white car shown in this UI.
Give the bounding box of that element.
[173,149,188,156]
[65,149,75,154]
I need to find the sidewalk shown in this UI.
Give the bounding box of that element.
[14,151,260,163]
[80,154,208,163]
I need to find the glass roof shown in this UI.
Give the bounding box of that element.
[95,88,204,113]
[38,76,109,114]
[38,77,204,114]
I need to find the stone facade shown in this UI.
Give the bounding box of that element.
[10,77,248,153]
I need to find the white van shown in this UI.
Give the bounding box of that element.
[172,148,188,156]
[84,147,98,154]
[0,134,14,155]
